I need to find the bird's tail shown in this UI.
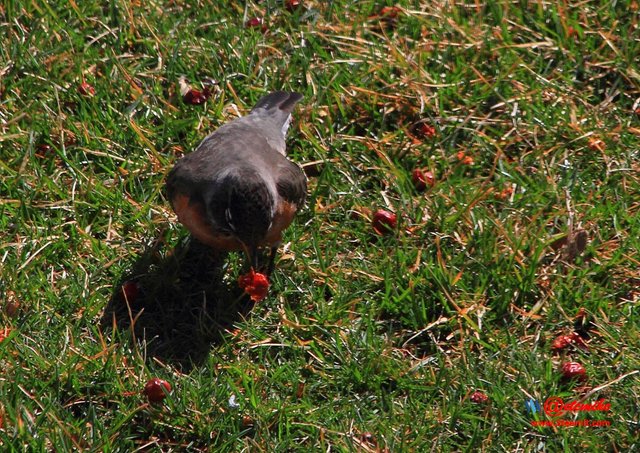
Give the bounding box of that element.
[250,91,303,133]
[251,91,302,114]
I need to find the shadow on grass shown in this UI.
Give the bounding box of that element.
[101,238,254,370]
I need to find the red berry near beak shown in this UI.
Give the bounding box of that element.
[238,269,270,302]
[372,209,397,235]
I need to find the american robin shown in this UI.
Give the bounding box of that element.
[166,91,306,275]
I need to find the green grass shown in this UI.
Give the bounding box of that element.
[1,0,639,450]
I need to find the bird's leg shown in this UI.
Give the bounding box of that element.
[265,243,280,277]
[249,244,260,271]
[245,244,278,277]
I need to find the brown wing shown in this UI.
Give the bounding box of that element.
[275,160,307,209]
[264,160,307,245]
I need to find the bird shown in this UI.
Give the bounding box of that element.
[165,91,307,276]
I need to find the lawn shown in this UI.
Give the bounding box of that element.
[1,0,639,451]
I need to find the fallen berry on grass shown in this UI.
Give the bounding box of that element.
[415,122,436,139]
[246,17,267,32]
[379,5,401,18]
[567,26,579,38]
[3,291,20,318]
[238,269,270,302]
[360,432,378,446]
[412,169,435,191]
[456,151,474,165]
[36,143,53,155]
[246,17,263,27]
[551,332,588,352]
[78,82,96,97]
[561,362,587,381]
[368,5,401,30]
[143,378,172,403]
[241,415,254,428]
[0,327,12,343]
[496,185,514,200]
[183,87,211,105]
[372,209,397,235]
[470,391,489,404]
[285,0,302,11]
[552,335,574,351]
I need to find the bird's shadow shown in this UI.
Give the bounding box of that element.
[101,237,255,371]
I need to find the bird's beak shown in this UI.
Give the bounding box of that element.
[240,242,260,271]
[250,244,260,270]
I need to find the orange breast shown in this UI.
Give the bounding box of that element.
[171,193,243,251]
[265,200,298,245]
[171,193,299,250]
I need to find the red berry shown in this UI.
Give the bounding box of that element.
[470,391,489,404]
[182,87,211,105]
[285,0,302,11]
[78,82,96,97]
[416,123,436,139]
[379,6,401,18]
[0,327,12,343]
[246,17,267,32]
[551,335,574,351]
[121,280,141,302]
[372,209,397,235]
[3,291,20,318]
[551,332,588,352]
[412,169,435,191]
[37,143,52,153]
[360,432,377,446]
[35,143,54,158]
[143,378,172,403]
[561,362,587,381]
[246,17,262,27]
[457,151,474,165]
[496,186,514,200]
[241,415,254,427]
[238,269,270,302]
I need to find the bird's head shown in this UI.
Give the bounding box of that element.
[216,171,275,268]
